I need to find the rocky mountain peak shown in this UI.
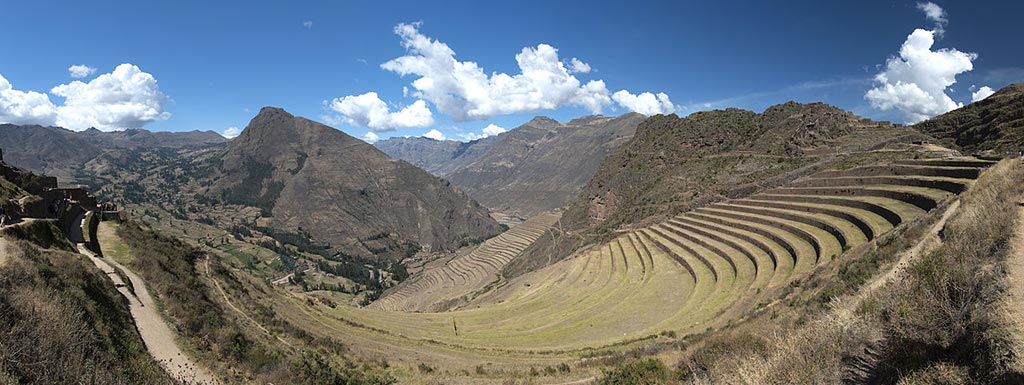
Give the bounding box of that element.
[524,116,561,130]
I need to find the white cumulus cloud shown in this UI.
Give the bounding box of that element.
[330,23,677,127]
[865,3,993,124]
[422,128,446,141]
[917,2,947,29]
[568,58,592,74]
[362,131,380,143]
[379,22,615,121]
[302,20,313,29]
[482,123,506,136]
[612,90,677,115]
[971,86,995,102]
[68,64,97,78]
[222,126,241,138]
[325,91,435,131]
[0,73,58,126]
[865,27,981,124]
[51,63,171,131]
[457,123,506,141]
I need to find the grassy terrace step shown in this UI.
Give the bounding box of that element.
[810,165,983,179]
[712,202,855,251]
[647,226,725,283]
[662,221,775,294]
[655,223,743,277]
[731,198,882,240]
[638,230,695,279]
[787,175,972,193]
[751,194,905,227]
[695,207,826,264]
[639,230,729,324]
[653,223,762,310]
[893,159,997,168]
[663,220,765,275]
[671,217,781,271]
[626,233,653,278]
[685,212,805,271]
[763,186,948,211]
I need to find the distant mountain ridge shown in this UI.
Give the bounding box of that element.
[0,123,228,180]
[377,113,646,216]
[374,135,499,175]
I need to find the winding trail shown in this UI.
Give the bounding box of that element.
[203,258,294,348]
[0,237,8,267]
[861,199,960,295]
[1003,198,1024,373]
[1,218,38,266]
[82,221,217,384]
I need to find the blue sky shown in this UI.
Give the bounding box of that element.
[0,0,1021,142]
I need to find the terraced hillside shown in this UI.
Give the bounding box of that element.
[372,212,561,312]
[279,157,993,357]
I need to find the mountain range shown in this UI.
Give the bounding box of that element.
[0,124,227,180]
[377,113,646,216]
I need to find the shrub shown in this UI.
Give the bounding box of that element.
[598,358,671,385]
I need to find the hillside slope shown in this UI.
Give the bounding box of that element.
[503,102,928,277]
[203,107,502,254]
[0,163,175,384]
[914,83,1024,154]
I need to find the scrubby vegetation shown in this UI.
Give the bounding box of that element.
[597,357,673,385]
[0,225,174,384]
[115,220,395,384]
[867,159,1024,383]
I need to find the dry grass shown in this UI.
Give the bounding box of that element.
[0,233,174,384]
[669,159,1024,384]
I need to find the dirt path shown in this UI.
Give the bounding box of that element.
[203,258,294,348]
[861,199,961,296]
[78,239,218,384]
[549,376,596,385]
[1002,199,1024,373]
[0,218,38,267]
[81,245,218,384]
[0,237,9,267]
